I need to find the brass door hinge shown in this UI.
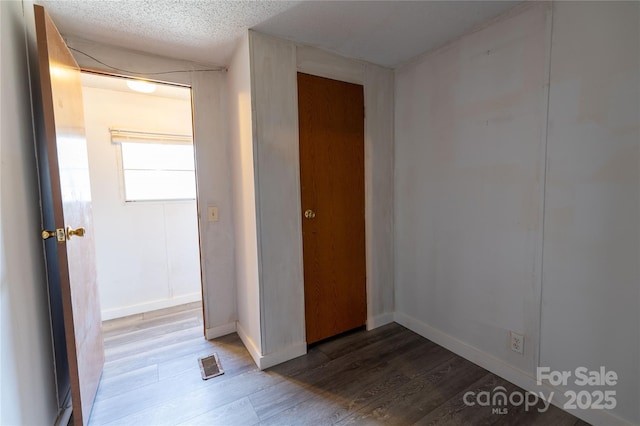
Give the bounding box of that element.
[42,228,66,242]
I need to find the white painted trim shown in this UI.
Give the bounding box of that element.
[293,41,395,350]
[259,342,307,370]
[65,36,237,340]
[237,321,263,369]
[205,321,236,340]
[100,293,201,321]
[237,321,307,370]
[296,44,365,85]
[367,312,394,330]
[394,313,632,426]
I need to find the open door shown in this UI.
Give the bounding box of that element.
[33,5,104,425]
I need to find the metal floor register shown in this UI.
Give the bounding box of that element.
[198,353,224,380]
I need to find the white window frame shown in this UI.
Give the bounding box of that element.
[110,129,196,203]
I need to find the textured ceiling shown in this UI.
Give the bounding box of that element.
[38,0,519,69]
[37,0,299,66]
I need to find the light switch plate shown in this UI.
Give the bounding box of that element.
[208,207,219,222]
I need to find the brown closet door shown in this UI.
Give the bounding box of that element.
[297,72,366,344]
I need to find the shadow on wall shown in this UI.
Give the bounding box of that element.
[0,1,58,424]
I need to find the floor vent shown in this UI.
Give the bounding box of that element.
[198,353,224,380]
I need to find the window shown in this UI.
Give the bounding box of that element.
[111,130,196,202]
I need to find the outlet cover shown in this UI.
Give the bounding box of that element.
[510,331,524,354]
[208,207,219,222]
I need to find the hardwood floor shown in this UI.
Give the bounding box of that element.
[88,304,586,425]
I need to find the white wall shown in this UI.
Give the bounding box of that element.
[541,2,639,424]
[395,0,549,376]
[65,37,237,338]
[228,33,263,361]
[249,32,306,367]
[394,3,639,425]
[82,85,202,320]
[0,0,58,424]
[1,3,4,419]
[247,31,395,368]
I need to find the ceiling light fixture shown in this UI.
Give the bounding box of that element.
[126,79,157,94]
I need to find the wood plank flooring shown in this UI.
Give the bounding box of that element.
[88,304,587,426]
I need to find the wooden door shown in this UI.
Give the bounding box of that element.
[33,5,104,425]
[297,73,366,344]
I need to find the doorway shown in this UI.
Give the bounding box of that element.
[79,72,204,326]
[297,72,367,344]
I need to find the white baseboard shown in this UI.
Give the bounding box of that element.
[259,342,307,370]
[394,312,631,426]
[101,293,202,321]
[236,321,263,368]
[205,321,236,340]
[367,311,394,330]
[236,322,307,370]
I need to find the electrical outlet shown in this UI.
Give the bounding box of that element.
[207,206,219,222]
[510,331,524,354]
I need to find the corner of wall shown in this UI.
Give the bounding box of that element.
[258,342,307,371]
[236,321,263,368]
[247,32,305,358]
[393,312,629,426]
[367,312,394,330]
[246,32,397,366]
[205,322,237,340]
[393,2,638,424]
[228,29,263,356]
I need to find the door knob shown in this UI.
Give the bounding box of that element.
[304,209,316,219]
[66,226,85,239]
